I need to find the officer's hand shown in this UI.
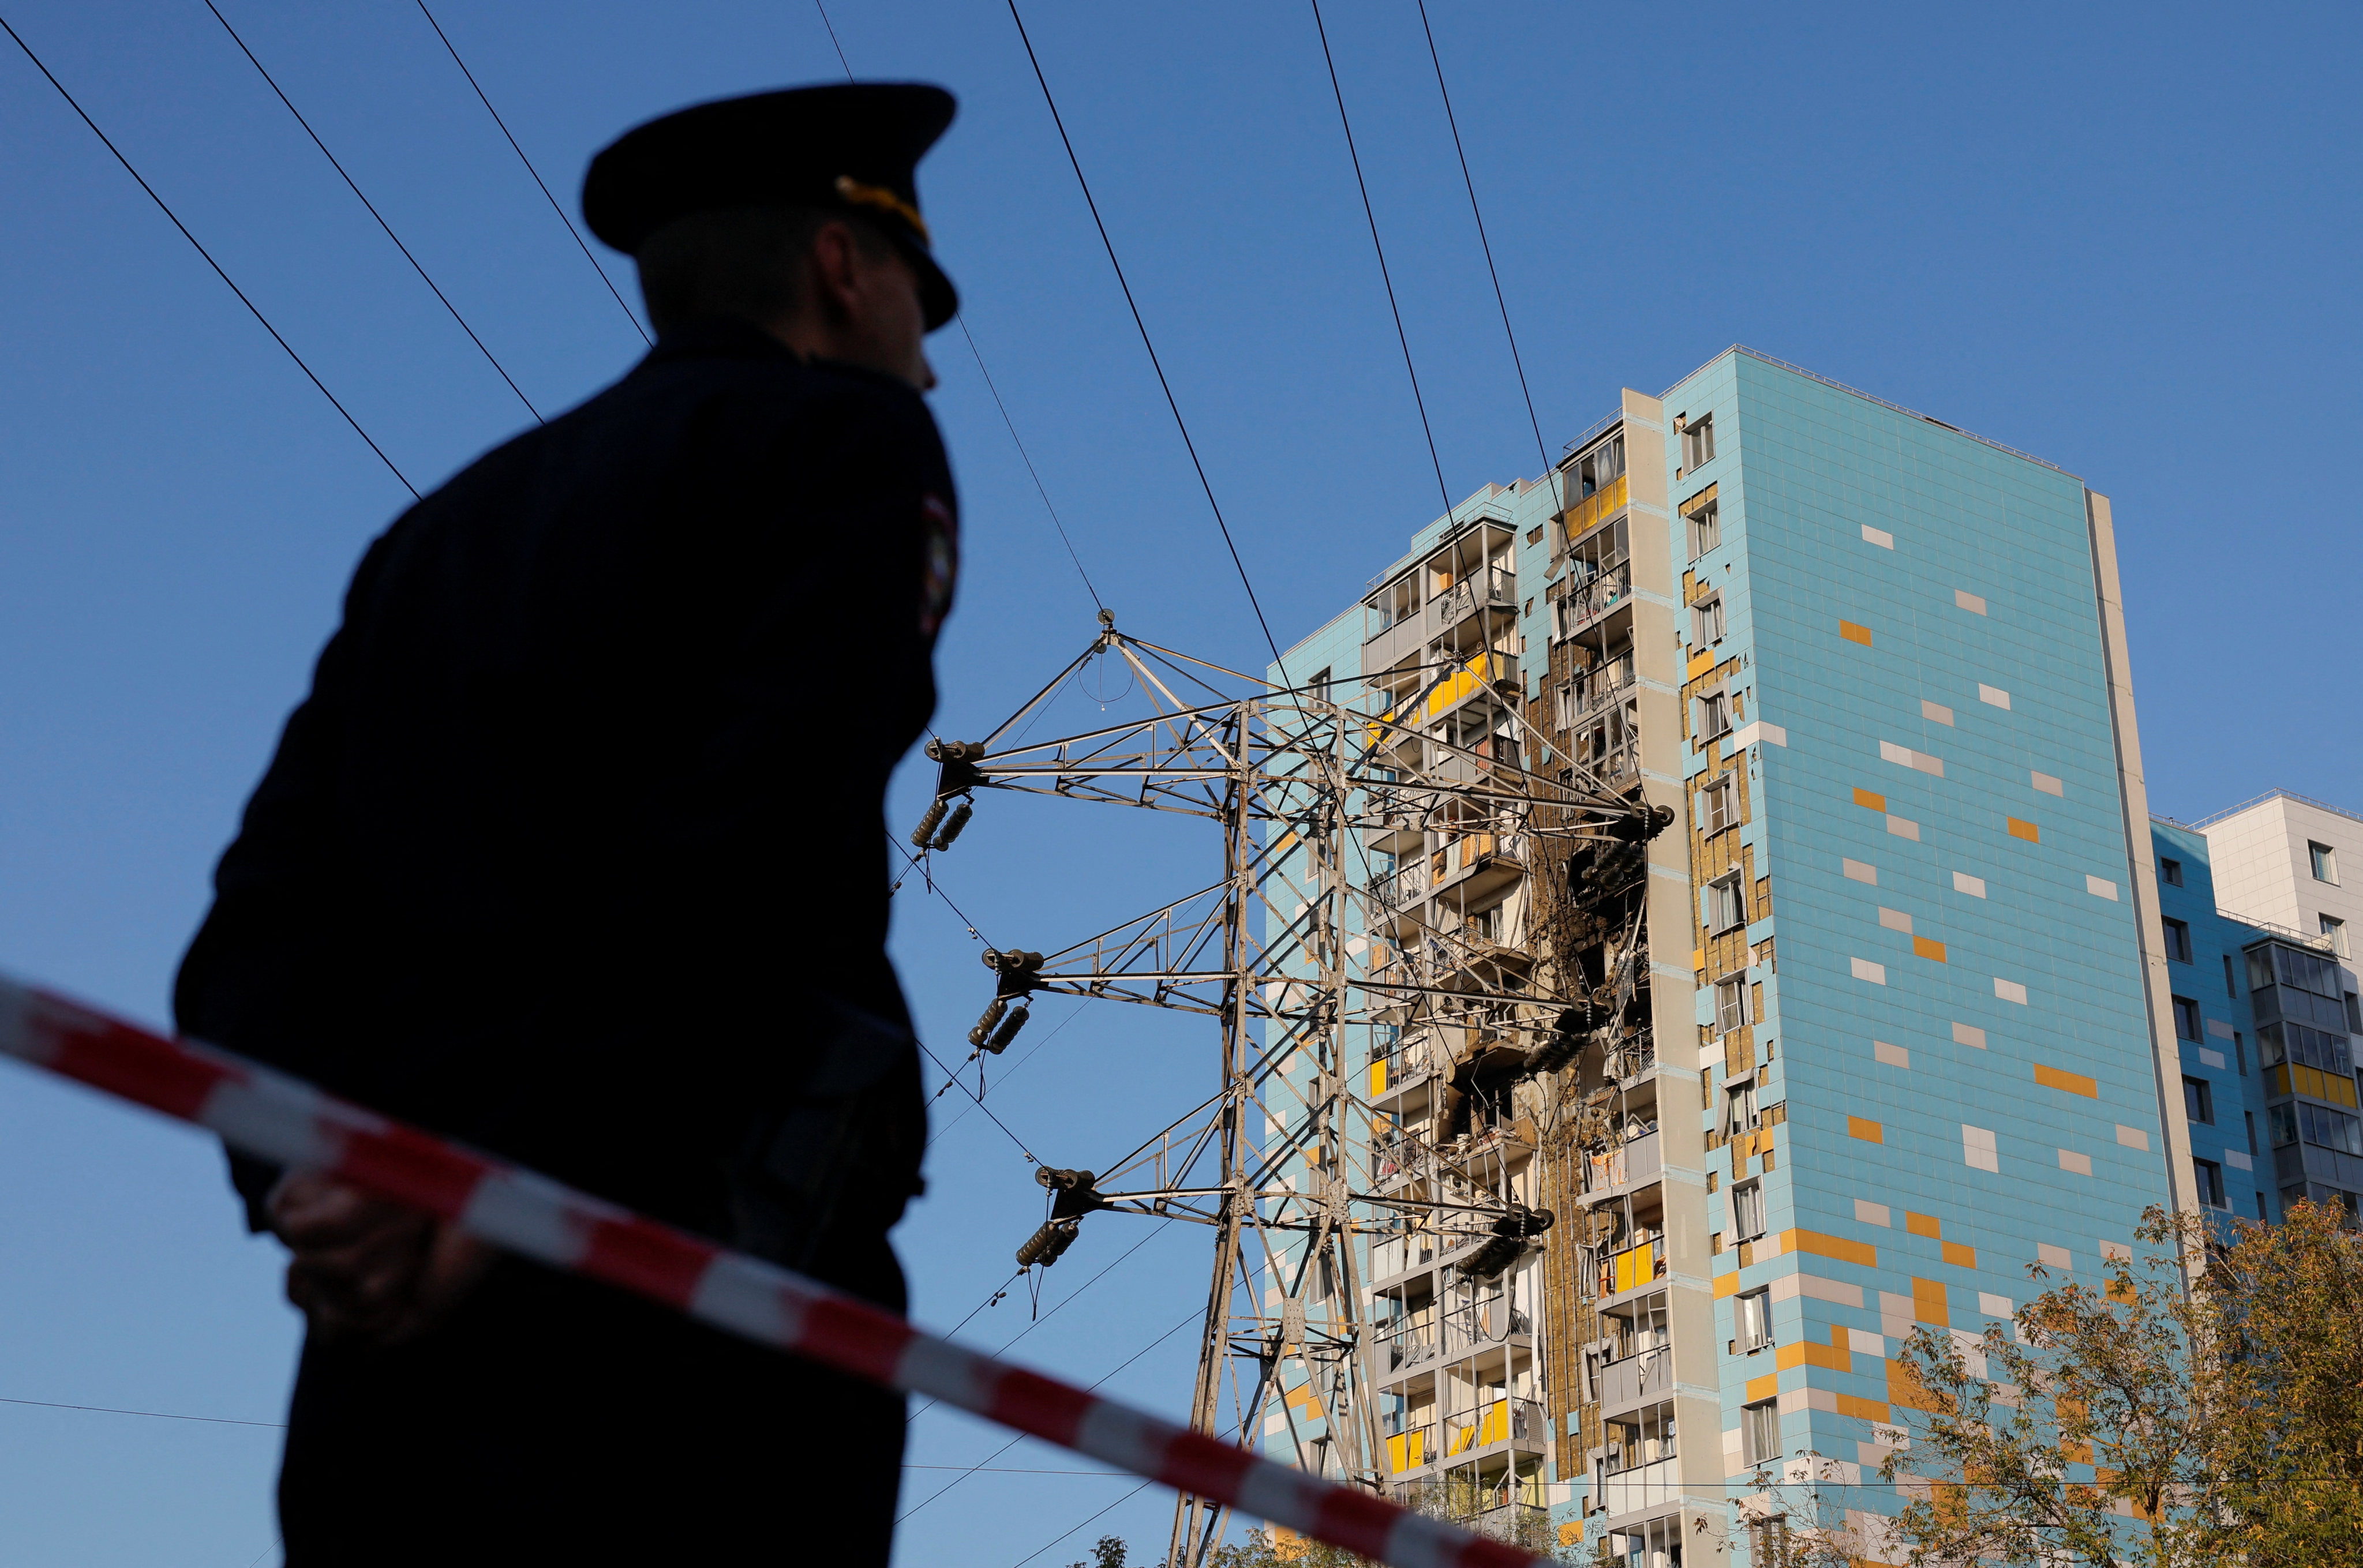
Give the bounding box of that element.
[268,1171,495,1345]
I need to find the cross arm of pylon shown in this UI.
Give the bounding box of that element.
[0,972,1544,1568]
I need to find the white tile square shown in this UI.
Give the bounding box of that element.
[1873,1041,1911,1068]
[1953,871,1987,898]
[1843,857,1878,884]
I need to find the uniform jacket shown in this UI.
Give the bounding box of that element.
[174,319,954,1258]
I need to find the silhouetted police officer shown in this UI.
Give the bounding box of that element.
[174,83,962,1566]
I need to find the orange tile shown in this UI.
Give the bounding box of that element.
[2007,817,2040,842]
[1905,1211,1941,1239]
[1785,1229,1879,1267]
[1913,936,1948,962]
[1912,1277,1949,1324]
[1848,1116,1884,1143]
[1835,1393,1893,1423]
[1942,1241,1978,1269]
[1713,1271,1742,1299]
[1854,787,1888,811]
[2034,1063,2099,1098]
[1840,620,1873,646]
[1746,1372,1779,1403]
[1887,1357,1949,1414]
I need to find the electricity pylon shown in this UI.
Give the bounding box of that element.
[911,615,1664,1567]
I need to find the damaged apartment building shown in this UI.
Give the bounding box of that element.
[1260,347,2351,1565]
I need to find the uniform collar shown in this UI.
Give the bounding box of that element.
[636,318,916,395]
[642,317,802,367]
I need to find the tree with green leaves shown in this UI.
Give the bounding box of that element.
[1879,1198,2363,1568]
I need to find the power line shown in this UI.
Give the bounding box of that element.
[0,13,419,500]
[1009,1480,1154,1567]
[1305,0,1451,519]
[199,0,542,423]
[956,317,1105,613]
[900,1303,1198,1522]
[810,0,853,77]
[0,1393,283,1430]
[1414,0,1552,479]
[808,0,1104,616]
[410,0,650,346]
[1003,0,1288,677]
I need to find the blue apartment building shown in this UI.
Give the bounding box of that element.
[1259,349,2351,1566]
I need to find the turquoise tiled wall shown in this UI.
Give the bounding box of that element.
[1673,351,2175,1548]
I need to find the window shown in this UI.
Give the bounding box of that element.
[1309,667,1332,704]
[1735,1286,1772,1351]
[1732,1183,1766,1243]
[2159,856,2184,887]
[2273,1100,2363,1156]
[1715,974,1747,1035]
[2323,914,2350,959]
[1741,1399,1779,1465]
[1571,432,1625,498]
[1686,500,1721,560]
[2162,918,2192,962]
[2193,1158,2227,1210]
[1707,875,1746,932]
[2235,1031,2247,1075]
[1702,775,1737,835]
[2312,842,2339,883]
[2256,1190,2271,1221]
[2184,1076,2214,1125]
[2246,1110,2259,1156]
[1697,690,1731,741]
[1724,1082,1760,1138]
[2172,996,2203,1041]
[1692,595,1726,644]
[1682,414,1717,472]
[1553,682,1574,731]
[2258,1020,2353,1074]
[2225,954,2239,997]
[1604,1401,1676,1473]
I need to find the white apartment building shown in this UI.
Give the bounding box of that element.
[2200,791,2363,970]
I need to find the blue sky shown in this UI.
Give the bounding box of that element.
[0,2,2355,1563]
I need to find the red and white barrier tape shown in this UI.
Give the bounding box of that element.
[0,974,1542,1568]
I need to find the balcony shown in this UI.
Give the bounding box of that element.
[1560,472,1628,543]
[1594,1346,1672,1412]
[1558,669,1637,732]
[1584,1236,1666,1300]
[1384,1420,1439,1477]
[1367,860,1430,919]
[1551,564,1632,642]
[1441,1303,1534,1356]
[1581,1131,1662,1199]
[1443,1397,1546,1461]
[1377,1328,1441,1379]
[1430,567,1516,636]
[1596,1456,1677,1518]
